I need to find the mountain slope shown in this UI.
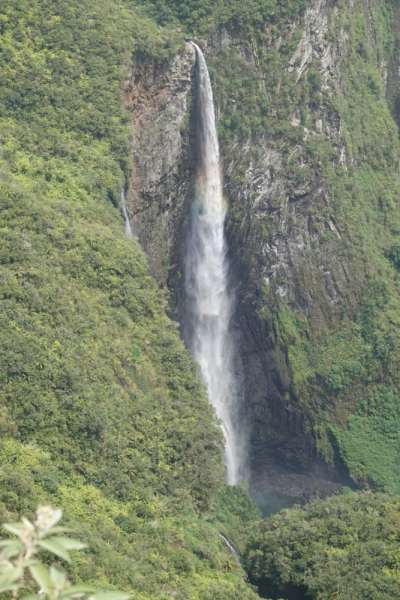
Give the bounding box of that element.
[0,0,260,597]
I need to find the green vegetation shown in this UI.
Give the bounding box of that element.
[0,434,261,598]
[135,0,307,37]
[335,384,400,493]
[245,491,400,600]
[212,23,305,146]
[0,0,261,597]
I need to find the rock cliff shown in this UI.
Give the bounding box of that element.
[124,46,196,286]
[125,0,400,502]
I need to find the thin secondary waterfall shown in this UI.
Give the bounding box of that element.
[220,533,240,565]
[121,190,132,237]
[185,43,245,485]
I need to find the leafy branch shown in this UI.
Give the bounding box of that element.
[0,505,131,600]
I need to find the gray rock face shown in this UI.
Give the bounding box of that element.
[124,1,385,501]
[220,0,358,321]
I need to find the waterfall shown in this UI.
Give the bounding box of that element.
[219,533,240,565]
[185,43,245,485]
[121,190,132,237]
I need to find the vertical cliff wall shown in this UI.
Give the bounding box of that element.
[124,45,196,290]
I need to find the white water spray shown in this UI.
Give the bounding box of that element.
[185,43,245,485]
[121,190,132,237]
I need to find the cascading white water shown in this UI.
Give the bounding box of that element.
[121,190,132,237]
[220,533,240,565]
[185,43,245,485]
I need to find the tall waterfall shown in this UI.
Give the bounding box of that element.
[185,43,245,485]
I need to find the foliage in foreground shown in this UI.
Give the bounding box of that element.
[245,491,400,600]
[0,505,130,600]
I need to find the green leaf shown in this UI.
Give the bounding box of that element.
[47,508,63,529]
[21,559,39,568]
[0,567,23,594]
[60,585,95,599]
[44,526,71,536]
[3,523,28,537]
[40,508,63,534]
[37,539,71,562]
[93,593,132,600]
[50,564,66,587]
[2,540,23,559]
[29,564,53,594]
[0,540,22,547]
[0,584,21,593]
[21,517,35,531]
[0,567,23,585]
[50,537,86,551]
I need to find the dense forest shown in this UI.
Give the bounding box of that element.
[2,0,400,598]
[0,0,260,597]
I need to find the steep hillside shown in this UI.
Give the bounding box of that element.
[0,1,260,598]
[127,0,400,500]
